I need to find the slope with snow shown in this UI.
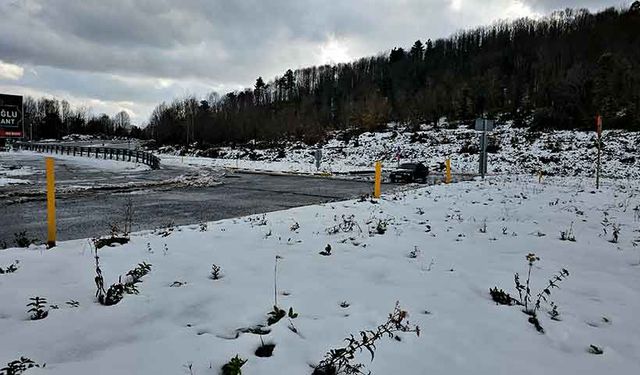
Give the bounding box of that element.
[157,124,640,179]
[1,176,639,374]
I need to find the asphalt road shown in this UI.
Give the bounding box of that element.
[1,156,375,243]
[1,151,465,245]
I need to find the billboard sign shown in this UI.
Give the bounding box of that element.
[0,94,24,138]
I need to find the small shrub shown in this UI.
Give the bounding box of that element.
[288,307,298,319]
[375,220,388,235]
[156,220,176,237]
[0,357,42,375]
[221,355,247,375]
[266,305,298,326]
[290,221,300,231]
[127,262,152,282]
[588,345,604,355]
[210,264,222,280]
[408,246,420,258]
[0,260,19,274]
[66,300,80,308]
[326,215,361,235]
[122,198,134,236]
[319,244,332,256]
[489,287,514,305]
[102,283,125,306]
[479,219,487,234]
[267,305,286,326]
[610,223,621,243]
[560,222,576,242]
[255,337,276,358]
[94,236,129,249]
[13,231,36,248]
[199,221,208,232]
[27,297,48,320]
[247,214,268,227]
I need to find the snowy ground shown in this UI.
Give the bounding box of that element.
[1,175,639,374]
[157,123,640,179]
[0,159,37,187]
[11,150,150,173]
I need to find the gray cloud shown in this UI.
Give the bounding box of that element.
[0,0,624,123]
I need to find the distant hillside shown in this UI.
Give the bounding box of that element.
[144,2,640,145]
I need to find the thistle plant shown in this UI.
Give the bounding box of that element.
[314,302,419,375]
[491,253,570,333]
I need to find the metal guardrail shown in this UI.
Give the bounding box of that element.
[15,142,160,169]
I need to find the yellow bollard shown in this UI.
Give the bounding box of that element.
[538,170,543,183]
[445,158,452,184]
[46,157,56,248]
[374,161,382,198]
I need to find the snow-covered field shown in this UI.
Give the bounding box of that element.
[1,176,639,374]
[157,124,640,179]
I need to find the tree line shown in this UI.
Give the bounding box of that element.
[18,97,143,140]
[20,3,640,144]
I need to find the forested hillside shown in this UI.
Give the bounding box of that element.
[21,3,640,144]
[146,4,640,144]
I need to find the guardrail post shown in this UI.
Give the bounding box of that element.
[445,158,452,184]
[46,157,56,248]
[374,161,382,198]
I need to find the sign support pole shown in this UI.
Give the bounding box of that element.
[596,115,602,190]
[46,157,56,248]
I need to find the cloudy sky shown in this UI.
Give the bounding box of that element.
[0,0,625,125]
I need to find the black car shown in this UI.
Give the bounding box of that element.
[389,163,429,183]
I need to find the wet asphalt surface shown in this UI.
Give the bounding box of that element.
[1,151,467,244]
[0,152,377,243]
